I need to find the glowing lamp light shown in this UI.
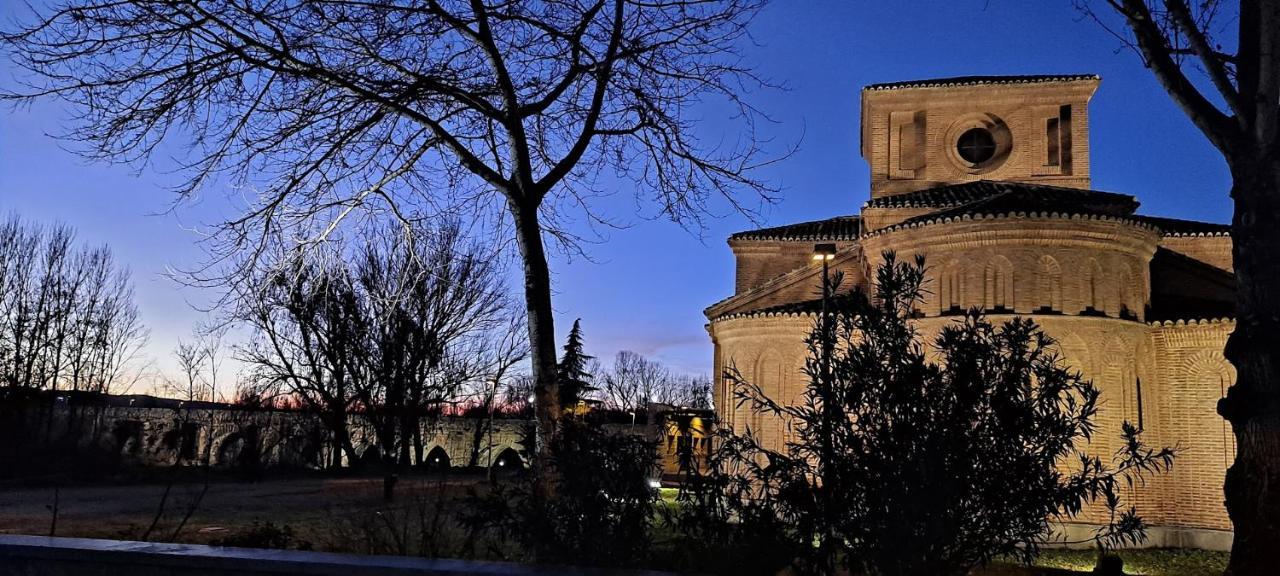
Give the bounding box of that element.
[812,243,837,261]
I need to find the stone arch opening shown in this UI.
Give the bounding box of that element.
[358,445,384,470]
[1117,265,1138,320]
[214,425,262,469]
[1035,255,1063,313]
[491,447,522,475]
[1057,333,1091,379]
[983,255,1014,312]
[424,445,451,471]
[1184,352,1237,470]
[752,350,787,450]
[112,419,144,457]
[1080,258,1107,315]
[939,260,963,315]
[215,432,244,467]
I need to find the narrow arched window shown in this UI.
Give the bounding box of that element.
[1081,259,1106,316]
[1035,256,1063,313]
[939,261,963,315]
[984,256,1014,312]
[1117,266,1138,320]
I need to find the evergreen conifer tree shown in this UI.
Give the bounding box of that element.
[557,320,595,410]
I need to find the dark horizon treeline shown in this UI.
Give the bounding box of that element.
[0,213,147,394]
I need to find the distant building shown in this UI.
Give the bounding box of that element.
[705,75,1235,549]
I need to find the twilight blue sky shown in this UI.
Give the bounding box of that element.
[0,1,1232,391]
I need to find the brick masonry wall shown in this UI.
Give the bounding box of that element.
[1159,235,1234,272]
[861,80,1097,199]
[711,312,1236,534]
[1148,320,1236,530]
[709,216,1236,535]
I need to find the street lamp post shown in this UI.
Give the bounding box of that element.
[812,242,837,571]
[486,379,497,482]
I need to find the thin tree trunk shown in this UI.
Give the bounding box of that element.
[1219,159,1280,575]
[509,200,560,501]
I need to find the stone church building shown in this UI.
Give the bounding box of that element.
[705,75,1236,548]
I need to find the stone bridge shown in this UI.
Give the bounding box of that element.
[0,395,529,474]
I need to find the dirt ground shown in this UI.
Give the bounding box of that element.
[0,475,1226,575]
[0,472,482,546]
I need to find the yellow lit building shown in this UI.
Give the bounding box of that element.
[706,75,1236,549]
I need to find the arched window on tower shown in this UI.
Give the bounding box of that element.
[939,261,963,315]
[1080,258,1107,316]
[1034,255,1063,313]
[984,256,1014,313]
[1117,265,1138,320]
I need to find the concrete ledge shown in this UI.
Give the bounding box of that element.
[0,535,673,576]
[1049,523,1233,552]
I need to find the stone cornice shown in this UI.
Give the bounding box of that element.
[863,74,1100,92]
[729,230,862,242]
[710,307,819,323]
[1161,230,1232,238]
[1149,317,1236,328]
[1149,317,1236,348]
[860,211,1163,241]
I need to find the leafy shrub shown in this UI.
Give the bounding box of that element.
[670,253,1175,576]
[212,521,311,550]
[462,419,659,567]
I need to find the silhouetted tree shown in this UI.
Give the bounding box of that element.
[462,418,659,567]
[238,248,365,468]
[601,350,706,416]
[556,319,594,410]
[0,214,147,393]
[673,254,1175,576]
[1,1,782,497]
[239,219,513,482]
[1073,2,1280,570]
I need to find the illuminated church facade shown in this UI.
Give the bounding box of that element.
[705,75,1236,548]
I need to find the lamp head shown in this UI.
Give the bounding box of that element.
[812,243,837,261]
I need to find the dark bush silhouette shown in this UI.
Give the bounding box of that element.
[212,521,311,551]
[462,420,659,567]
[671,253,1175,576]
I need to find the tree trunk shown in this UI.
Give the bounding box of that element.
[1219,159,1280,575]
[509,199,560,500]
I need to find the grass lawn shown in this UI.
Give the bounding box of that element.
[657,486,1227,576]
[1,476,1231,575]
[1012,548,1229,576]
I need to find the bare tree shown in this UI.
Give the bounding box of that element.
[236,218,515,486]
[237,244,364,468]
[351,220,512,499]
[1,0,779,492]
[0,214,148,393]
[600,350,704,416]
[502,373,537,416]
[666,373,712,411]
[169,339,208,402]
[200,324,228,403]
[1073,2,1280,570]
[164,324,226,402]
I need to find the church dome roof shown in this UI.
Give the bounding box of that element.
[866,180,1139,215]
[729,215,861,242]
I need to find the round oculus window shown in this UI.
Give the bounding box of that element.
[956,127,997,165]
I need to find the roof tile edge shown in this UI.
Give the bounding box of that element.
[863,74,1101,92]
